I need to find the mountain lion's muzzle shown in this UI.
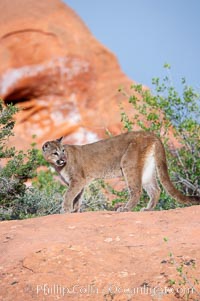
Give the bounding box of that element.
[56,159,66,166]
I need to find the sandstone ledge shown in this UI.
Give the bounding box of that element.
[0,207,200,301]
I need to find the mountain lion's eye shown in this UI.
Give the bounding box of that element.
[62,149,65,153]
[53,152,59,156]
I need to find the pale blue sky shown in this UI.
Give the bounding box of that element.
[64,0,200,93]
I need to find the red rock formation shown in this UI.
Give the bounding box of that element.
[1,207,200,301]
[0,0,137,148]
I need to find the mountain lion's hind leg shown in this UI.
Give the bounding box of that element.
[141,166,161,211]
[118,143,142,212]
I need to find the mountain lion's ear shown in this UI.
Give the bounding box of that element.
[56,137,63,143]
[42,142,49,151]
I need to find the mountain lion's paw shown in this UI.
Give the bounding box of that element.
[60,206,66,214]
[116,206,129,212]
[60,206,72,214]
[140,207,151,212]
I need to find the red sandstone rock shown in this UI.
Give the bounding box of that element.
[0,0,138,148]
[0,207,200,301]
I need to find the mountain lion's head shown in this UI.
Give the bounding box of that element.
[42,137,66,167]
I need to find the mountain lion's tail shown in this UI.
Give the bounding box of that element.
[155,140,200,205]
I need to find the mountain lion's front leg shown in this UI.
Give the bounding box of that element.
[61,180,85,213]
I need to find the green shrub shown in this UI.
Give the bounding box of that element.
[0,100,38,217]
[82,180,111,212]
[11,170,65,219]
[0,100,65,220]
[113,64,200,210]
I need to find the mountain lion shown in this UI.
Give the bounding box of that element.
[42,131,200,213]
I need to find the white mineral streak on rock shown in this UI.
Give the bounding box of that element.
[0,57,89,96]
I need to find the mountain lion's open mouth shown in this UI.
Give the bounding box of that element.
[56,159,66,167]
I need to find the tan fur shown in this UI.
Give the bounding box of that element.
[42,132,200,213]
